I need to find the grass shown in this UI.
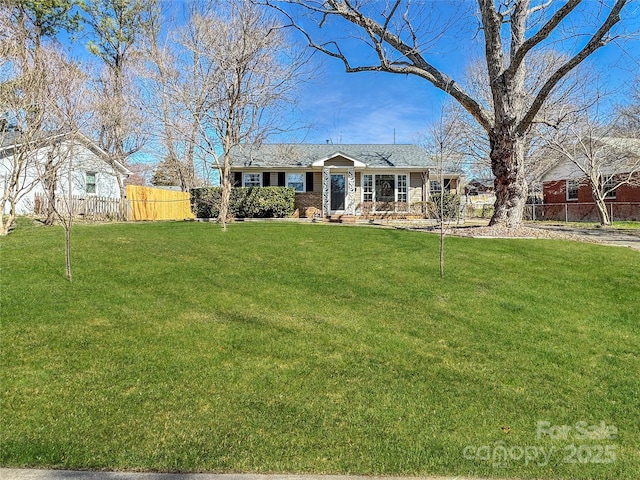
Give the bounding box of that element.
[1,219,639,479]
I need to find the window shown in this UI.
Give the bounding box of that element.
[243,173,261,187]
[287,173,304,192]
[397,174,407,203]
[603,177,616,199]
[566,180,579,200]
[375,174,395,203]
[86,172,97,194]
[363,174,373,202]
[430,179,451,195]
[361,173,408,209]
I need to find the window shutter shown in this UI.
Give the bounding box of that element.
[263,172,271,186]
[234,172,242,186]
[306,172,314,192]
[278,172,286,187]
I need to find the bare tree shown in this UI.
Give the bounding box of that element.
[1,1,93,279]
[422,104,465,277]
[151,156,184,187]
[617,76,640,136]
[39,51,94,281]
[125,161,154,186]
[138,3,202,191]
[82,0,154,201]
[0,3,50,235]
[151,0,308,230]
[542,94,640,226]
[451,52,589,187]
[1,0,88,234]
[267,0,633,227]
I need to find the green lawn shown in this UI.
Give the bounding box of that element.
[1,220,639,479]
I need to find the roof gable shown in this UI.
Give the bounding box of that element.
[311,152,367,167]
[0,131,131,176]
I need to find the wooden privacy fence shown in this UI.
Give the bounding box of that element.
[34,193,122,220]
[126,185,194,221]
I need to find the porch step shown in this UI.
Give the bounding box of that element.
[325,215,356,224]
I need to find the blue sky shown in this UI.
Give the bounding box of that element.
[291,68,453,145]
[278,1,640,145]
[61,0,640,148]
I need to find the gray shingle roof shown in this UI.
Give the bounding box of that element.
[1,129,63,150]
[229,143,436,168]
[0,130,132,175]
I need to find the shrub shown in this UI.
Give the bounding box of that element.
[191,187,295,219]
[426,193,461,221]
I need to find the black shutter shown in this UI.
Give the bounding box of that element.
[278,172,286,187]
[306,172,314,192]
[263,172,271,186]
[234,172,242,186]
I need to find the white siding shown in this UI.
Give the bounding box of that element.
[409,172,424,203]
[1,139,124,215]
[540,161,586,182]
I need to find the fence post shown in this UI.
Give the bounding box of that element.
[610,203,614,223]
[565,203,568,223]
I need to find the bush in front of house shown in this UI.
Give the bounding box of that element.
[190,187,295,219]
[426,193,461,221]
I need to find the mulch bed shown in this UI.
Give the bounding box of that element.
[409,224,601,244]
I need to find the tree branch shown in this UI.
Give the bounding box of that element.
[517,0,629,135]
[528,0,554,16]
[509,0,581,77]
[265,0,493,132]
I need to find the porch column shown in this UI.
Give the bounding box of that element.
[322,166,331,216]
[346,167,356,215]
[421,170,429,201]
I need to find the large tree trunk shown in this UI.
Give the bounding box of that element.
[218,150,232,231]
[489,129,528,227]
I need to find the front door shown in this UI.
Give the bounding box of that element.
[330,174,346,211]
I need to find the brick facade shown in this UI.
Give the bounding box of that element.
[293,192,322,218]
[542,178,640,221]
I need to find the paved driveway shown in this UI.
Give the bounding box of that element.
[535,225,640,251]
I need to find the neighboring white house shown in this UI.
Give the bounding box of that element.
[1,130,131,215]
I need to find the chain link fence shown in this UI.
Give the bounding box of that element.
[465,201,640,222]
[525,202,640,222]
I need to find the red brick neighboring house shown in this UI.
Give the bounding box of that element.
[539,138,640,222]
